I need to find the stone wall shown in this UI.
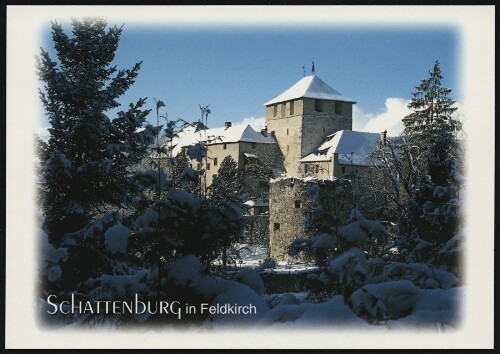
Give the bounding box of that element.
[301,113,352,158]
[268,177,352,260]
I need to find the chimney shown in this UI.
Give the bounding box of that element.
[261,126,268,137]
[225,121,232,130]
[380,130,387,145]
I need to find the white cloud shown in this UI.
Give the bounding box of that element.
[230,116,266,131]
[354,97,467,138]
[353,97,411,137]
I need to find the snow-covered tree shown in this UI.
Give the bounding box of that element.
[364,62,463,263]
[209,155,242,202]
[402,61,461,153]
[403,62,463,247]
[37,18,156,244]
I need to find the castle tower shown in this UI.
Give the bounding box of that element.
[264,75,356,176]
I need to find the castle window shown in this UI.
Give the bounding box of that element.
[274,223,280,231]
[252,143,257,149]
[273,105,278,117]
[214,158,218,166]
[315,165,319,173]
[290,101,295,115]
[335,101,342,114]
[207,163,210,170]
[323,127,326,133]
[287,128,289,136]
[342,166,346,174]
[223,143,227,150]
[304,164,308,173]
[315,99,324,112]
[287,145,289,153]
[281,103,286,117]
[295,200,302,208]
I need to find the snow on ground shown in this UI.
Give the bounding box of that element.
[236,243,319,274]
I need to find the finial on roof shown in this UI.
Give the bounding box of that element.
[311,60,315,75]
[302,65,305,77]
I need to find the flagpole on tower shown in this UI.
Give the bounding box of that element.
[312,59,315,75]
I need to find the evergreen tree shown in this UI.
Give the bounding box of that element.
[402,61,463,247]
[402,61,461,153]
[37,18,156,244]
[209,155,242,202]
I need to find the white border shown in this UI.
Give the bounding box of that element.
[6,5,495,349]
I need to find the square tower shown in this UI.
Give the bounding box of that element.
[265,75,356,176]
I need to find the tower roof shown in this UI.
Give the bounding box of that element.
[264,75,356,106]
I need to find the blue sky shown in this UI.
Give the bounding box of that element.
[39,22,460,136]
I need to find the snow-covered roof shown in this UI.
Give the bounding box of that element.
[243,199,269,207]
[299,130,381,166]
[243,153,259,158]
[169,124,276,156]
[265,75,356,106]
[270,175,337,184]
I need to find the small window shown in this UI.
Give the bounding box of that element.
[252,142,257,149]
[315,99,323,112]
[295,200,302,208]
[342,166,346,174]
[304,164,309,173]
[335,102,341,114]
[287,145,289,153]
[223,143,227,150]
[274,223,280,231]
[315,165,319,173]
[273,105,278,117]
[290,101,294,115]
[214,158,218,166]
[287,128,289,136]
[207,163,210,170]
[323,127,326,133]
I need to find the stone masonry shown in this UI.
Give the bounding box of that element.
[268,177,352,260]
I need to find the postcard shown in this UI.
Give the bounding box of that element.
[5,5,494,349]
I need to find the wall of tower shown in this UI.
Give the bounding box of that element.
[268,177,352,261]
[266,99,304,176]
[301,114,352,157]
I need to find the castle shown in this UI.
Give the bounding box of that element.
[166,73,384,259]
